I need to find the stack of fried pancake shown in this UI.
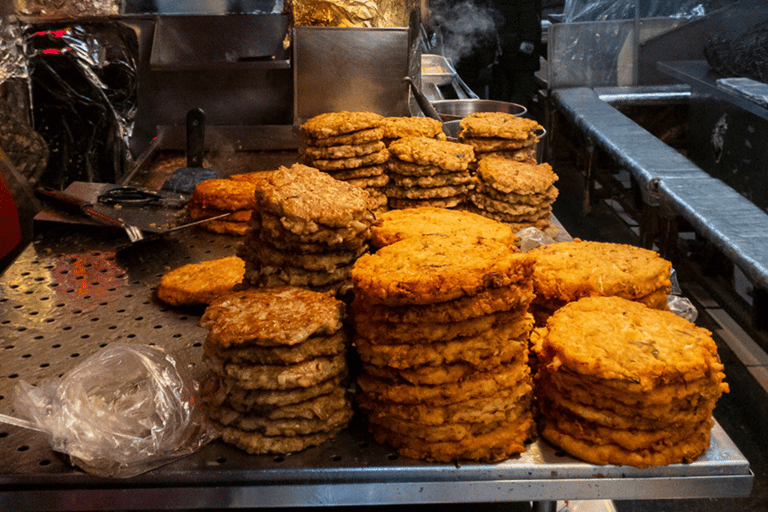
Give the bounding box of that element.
[187,178,258,236]
[199,286,353,455]
[458,112,542,168]
[369,206,517,250]
[350,234,537,462]
[300,111,390,214]
[381,116,447,146]
[238,163,375,296]
[385,136,475,210]
[532,295,729,468]
[466,158,559,234]
[527,240,672,326]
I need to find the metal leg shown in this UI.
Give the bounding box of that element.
[532,500,557,512]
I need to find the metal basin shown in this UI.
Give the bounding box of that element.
[431,99,527,122]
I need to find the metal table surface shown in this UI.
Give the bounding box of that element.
[0,224,753,510]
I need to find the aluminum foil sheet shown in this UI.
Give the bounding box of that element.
[13,0,120,17]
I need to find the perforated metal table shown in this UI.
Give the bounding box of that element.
[0,224,753,511]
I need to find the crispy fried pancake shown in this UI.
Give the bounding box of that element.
[156,256,245,306]
[351,283,533,323]
[219,423,345,455]
[305,127,385,147]
[388,136,474,171]
[204,331,347,366]
[459,112,542,140]
[352,234,534,306]
[300,111,385,138]
[308,149,390,171]
[529,241,672,303]
[382,116,446,139]
[369,412,535,463]
[302,140,386,160]
[205,352,347,390]
[538,417,712,468]
[201,286,344,348]
[356,358,530,405]
[209,399,353,436]
[191,178,258,211]
[369,206,517,249]
[475,159,558,195]
[253,164,375,229]
[388,196,465,210]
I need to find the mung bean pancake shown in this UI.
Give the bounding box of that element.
[156,256,245,306]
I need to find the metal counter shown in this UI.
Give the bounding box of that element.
[0,224,753,510]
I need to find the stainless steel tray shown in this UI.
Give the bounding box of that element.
[0,225,753,510]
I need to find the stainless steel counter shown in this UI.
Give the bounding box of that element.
[0,223,753,510]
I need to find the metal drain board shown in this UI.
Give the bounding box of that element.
[0,225,753,510]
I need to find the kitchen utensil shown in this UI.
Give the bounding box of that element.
[161,108,218,195]
[35,186,229,244]
[431,99,527,122]
[403,76,443,122]
[36,187,146,243]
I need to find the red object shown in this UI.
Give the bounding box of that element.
[0,170,22,260]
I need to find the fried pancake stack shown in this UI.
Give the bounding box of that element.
[369,206,517,250]
[187,178,258,236]
[199,286,353,455]
[527,240,673,326]
[532,296,729,468]
[350,234,537,463]
[300,111,390,214]
[466,158,559,233]
[458,112,542,168]
[238,163,375,296]
[385,136,475,210]
[381,116,447,146]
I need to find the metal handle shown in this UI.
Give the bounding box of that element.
[186,108,206,168]
[403,76,443,122]
[35,187,126,229]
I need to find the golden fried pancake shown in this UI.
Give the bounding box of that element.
[219,423,345,455]
[475,146,537,162]
[537,296,726,387]
[538,417,712,469]
[388,170,472,188]
[241,239,367,272]
[461,134,539,151]
[187,201,252,222]
[354,323,530,369]
[203,372,348,409]
[382,116,446,140]
[387,159,459,177]
[369,206,516,249]
[351,234,534,306]
[458,112,542,140]
[254,163,375,229]
[475,181,558,205]
[205,352,347,390]
[342,173,390,189]
[308,148,390,171]
[191,178,258,211]
[197,219,251,236]
[323,164,386,180]
[204,331,347,366]
[305,127,385,147]
[529,241,672,303]
[351,283,533,323]
[300,111,385,138]
[388,136,474,171]
[208,399,353,436]
[385,183,469,200]
[388,196,465,210]
[228,170,279,183]
[356,358,530,405]
[468,192,553,217]
[257,211,371,247]
[369,412,534,463]
[476,158,558,195]
[358,380,532,424]
[302,140,386,160]
[156,256,245,306]
[201,286,344,348]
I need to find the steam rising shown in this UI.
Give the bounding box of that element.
[430,0,500,65]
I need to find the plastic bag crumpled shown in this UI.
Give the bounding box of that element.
[12,343,219,478]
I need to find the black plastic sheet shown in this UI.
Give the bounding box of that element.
[26,21,138,189]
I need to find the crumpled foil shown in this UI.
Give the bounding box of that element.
[293,0,411,27]
[0,17,27,83]
[14,0,120,17]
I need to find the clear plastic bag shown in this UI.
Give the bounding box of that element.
[11,343,219,478]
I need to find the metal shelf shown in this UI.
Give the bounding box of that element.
[0,224,753,510]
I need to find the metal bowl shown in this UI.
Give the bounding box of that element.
[431,99,527,122]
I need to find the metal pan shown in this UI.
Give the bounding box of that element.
[431,99,527,122]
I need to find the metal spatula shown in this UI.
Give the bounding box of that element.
[160,108,218,195]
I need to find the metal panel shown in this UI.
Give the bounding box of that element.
[293,26,411,124]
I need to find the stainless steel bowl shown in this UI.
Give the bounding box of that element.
[431,99,527,122]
